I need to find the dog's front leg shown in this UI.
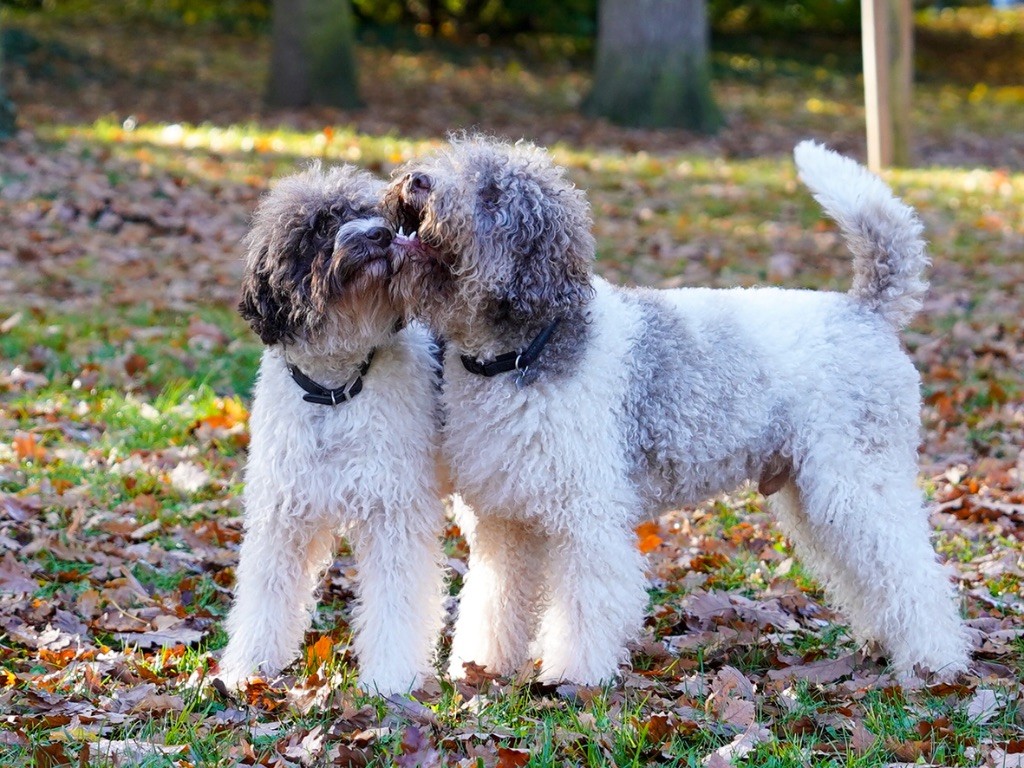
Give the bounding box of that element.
[534,513,649,685]
[348,508,446,696]
[448,508,548,679]
[220,510,336,688]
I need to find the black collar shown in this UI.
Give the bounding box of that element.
[288,350,375,406]
[461,318,561,379]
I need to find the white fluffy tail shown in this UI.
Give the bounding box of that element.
[793,140,929,329]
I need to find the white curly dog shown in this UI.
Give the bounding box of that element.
[383,137,969,685]
[218,164,446,695]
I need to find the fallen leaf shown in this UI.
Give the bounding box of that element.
[702,723,772,766]
[987,748,1024,767]
[966,688,1002,724]
[636,521,663,553]
[395,725,441,768]
[767,654,856,684]
[13,431,46,462]
[0,553,38,593]
[92,738,187,762]
[306,635,334,669]
[169,461,212,493]
[496,745,531,768]
[849,719,877,755]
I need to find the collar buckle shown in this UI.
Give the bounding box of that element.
[461,317,561,384]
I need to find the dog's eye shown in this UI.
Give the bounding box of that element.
[480,182,501,212]
[311,212,335,238]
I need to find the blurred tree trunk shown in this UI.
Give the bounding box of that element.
[0,25,17,138]
[586,0,722,133]
[267,0,361,109]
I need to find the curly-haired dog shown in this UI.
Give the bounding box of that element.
[218,164,447,695]
[383,136,969,685]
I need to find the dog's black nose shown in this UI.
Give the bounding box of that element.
[410,172,432,193]
[365,226,393,246]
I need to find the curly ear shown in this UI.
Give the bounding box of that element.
[500,179,596,322]
[238,252,295,345]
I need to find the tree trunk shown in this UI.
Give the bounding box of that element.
[586,0,722,133]
[0,24,17,138]
[267,0,361,109]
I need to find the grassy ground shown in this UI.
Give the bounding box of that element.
[1,12,1023,768]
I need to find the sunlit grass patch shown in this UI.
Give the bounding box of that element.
[38,119,442,185]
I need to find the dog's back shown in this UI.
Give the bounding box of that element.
[605,279,918,515]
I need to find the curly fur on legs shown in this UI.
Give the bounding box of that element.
[447,505,548,678]
[381,136,969,684]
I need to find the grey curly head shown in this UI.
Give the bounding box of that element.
[239,163,396,347]
[382,135,595,354]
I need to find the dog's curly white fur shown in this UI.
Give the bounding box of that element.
[384,137,969,684]
[219,164,447,695]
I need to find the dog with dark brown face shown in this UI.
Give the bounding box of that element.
[220,163,447,695]
[383,136,968,686]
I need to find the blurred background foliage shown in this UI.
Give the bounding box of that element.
[1,0,1023,83]
[0,0,1013,36]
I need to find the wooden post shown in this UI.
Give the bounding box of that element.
[861,0,913,170]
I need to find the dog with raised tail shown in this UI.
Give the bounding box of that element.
[218,163,447,695]
[382,136,969,685]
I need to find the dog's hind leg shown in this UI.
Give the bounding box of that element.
[220,510,336,687]
[773,465,969,677]
[448,507,548,679]
[348,504,446,695]
[533,512,649,685]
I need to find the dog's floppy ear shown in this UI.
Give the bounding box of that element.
[239,252,295,345]
[499,178,596,322]
[238,174,354,345]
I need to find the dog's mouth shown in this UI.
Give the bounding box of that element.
[390,198,443,266]
[394,198,423,240]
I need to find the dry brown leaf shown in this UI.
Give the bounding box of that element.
[0,553,38,594]
[92,738,187,762]
[395,725,441,768]
[767,653,856,684]
[966,688,1002,724]
[496,746,531,768]
[849,719,877,755]
[702,723,773,766]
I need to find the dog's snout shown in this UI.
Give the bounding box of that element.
[365,226,393,246]
[410,173,432,194]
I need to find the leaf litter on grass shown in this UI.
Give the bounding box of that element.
[1,13,1023,768]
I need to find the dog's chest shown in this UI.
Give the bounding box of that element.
[246,359,437,517]
[442,372,627,526]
